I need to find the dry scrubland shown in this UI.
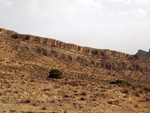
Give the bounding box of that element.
[0,28,150,113]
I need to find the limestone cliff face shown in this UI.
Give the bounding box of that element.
[0,28,128,58]
[0,28,150,74]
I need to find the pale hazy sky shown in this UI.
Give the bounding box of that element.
[0,0,150,54]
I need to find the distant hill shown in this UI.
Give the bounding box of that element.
[135,49,150,58]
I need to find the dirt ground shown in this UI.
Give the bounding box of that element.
[0,72,149,113]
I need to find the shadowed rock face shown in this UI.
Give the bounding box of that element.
[136,49,150,58]
[0,28,150,83]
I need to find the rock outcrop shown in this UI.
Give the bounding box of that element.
[0,28,128,58]
[136,49,150,58]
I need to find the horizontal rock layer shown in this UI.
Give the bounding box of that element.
[0,28,150,73]
[0,28,144,58]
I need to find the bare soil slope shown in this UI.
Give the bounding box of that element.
[0,28,150,113]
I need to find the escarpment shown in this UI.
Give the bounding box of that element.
[0,28,150,83]
[0,28,128,58]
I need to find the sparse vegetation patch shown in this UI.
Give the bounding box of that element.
[48,69,63,79]
[110,79,132,86]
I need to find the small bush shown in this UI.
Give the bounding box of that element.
[110,79,132,86]
[48,69,63,79]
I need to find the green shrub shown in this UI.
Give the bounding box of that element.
[110,79,132,86]
[48,69,63,79]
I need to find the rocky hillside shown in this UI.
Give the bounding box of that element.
[0,28,150,112]
[136,49,150,58]
[0,28,150,83]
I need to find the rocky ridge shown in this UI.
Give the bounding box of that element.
[136,49,150,58]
